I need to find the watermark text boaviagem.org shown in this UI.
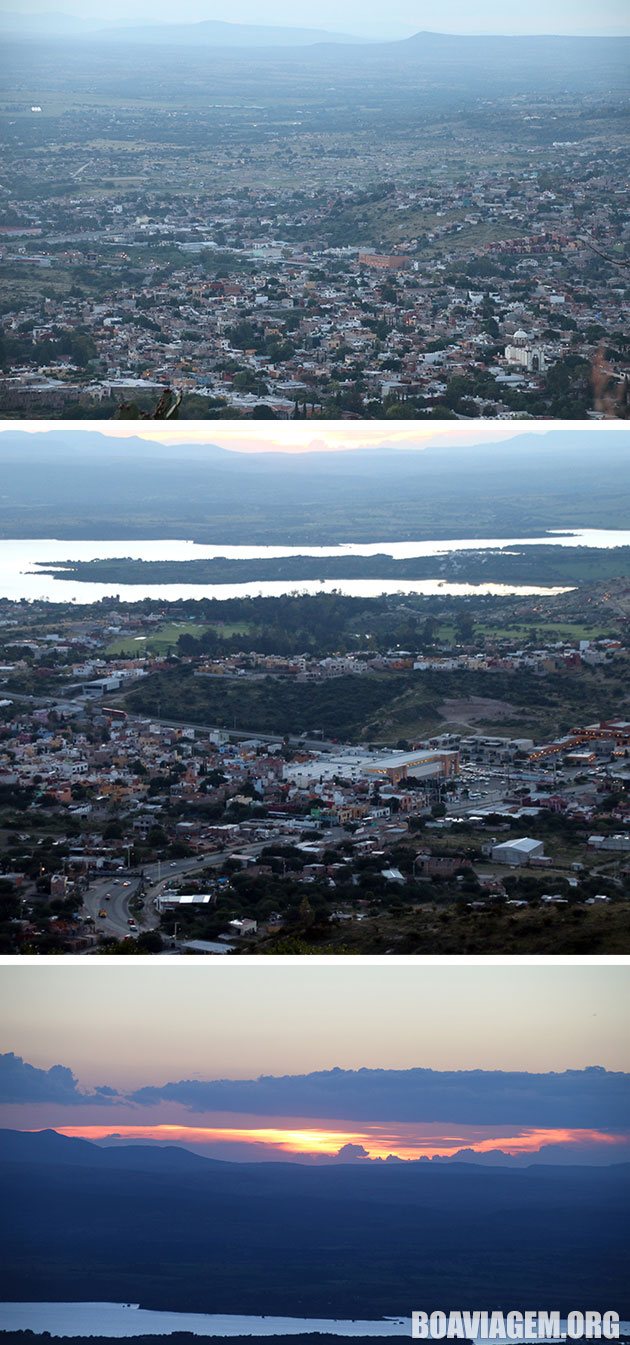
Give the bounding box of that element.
[411,1312,621,1340]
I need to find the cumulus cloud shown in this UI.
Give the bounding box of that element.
[0,1053,119,1106]
[335,1142,370,1161]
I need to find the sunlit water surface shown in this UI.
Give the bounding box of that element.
[3,527,624,603]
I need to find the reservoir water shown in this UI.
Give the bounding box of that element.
[2,1305,629,1341]
[0,1302,410,1336]
[2,526,626,603]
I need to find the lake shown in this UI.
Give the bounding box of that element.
[4,525,626,603]
[0,1302,410,1336]
[2,1305,628,1341]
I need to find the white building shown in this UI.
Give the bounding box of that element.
[283,749,458,789]
[505,330,546,374]
[491,837,545,866]
[588,835,630,853]
[228,917,258,937]
[154,892,215,912]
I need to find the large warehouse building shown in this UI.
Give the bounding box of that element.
[491,838,546,867]
[283,749,459,788]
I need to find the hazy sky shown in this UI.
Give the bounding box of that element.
[2,964,629,1086]
[7,421,630,454]
[6,0,630,36]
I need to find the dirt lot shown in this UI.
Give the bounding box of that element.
[438,696,518,729]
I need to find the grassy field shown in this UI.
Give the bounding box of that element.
[437,618,619,642]
[106,620,254,655]
[106,622,201,656]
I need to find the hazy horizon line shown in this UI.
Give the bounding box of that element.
[2,421,629,455]
[3,10,629,39]
[6,1121,630,1167]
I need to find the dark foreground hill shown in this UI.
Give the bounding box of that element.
[1,1129,628,1317]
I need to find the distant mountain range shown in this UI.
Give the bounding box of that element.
[1,1128,629,1315]
[0,9,103,34]
[0,1123,626,1170]
[0,428,628,545]
[0,12,360,44]
[2,12,629,49]
[0,1126,224,1171]
[0,425,627,468]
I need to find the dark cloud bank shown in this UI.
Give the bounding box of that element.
[129,1064,630,1129]
[0,1053,119,1106]
[2,1053,629,1130]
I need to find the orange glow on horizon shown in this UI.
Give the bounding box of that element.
[47,1123,621,1161]
[10,420,627,454]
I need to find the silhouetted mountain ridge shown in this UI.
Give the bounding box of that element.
[1,1127,628,1315]
[0,428,628,543]
[0,1128,225,1173]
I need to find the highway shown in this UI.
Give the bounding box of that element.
[18,690,344,753]
[82,822,348,944]
[446,789,508,816]
[123,710,340,753]
[82,843,278,943]
[83,873,142,940]
[82,851,228,941]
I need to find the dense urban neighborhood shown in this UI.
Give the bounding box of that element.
[1,32,628,419]
[1,9,629,1340]
[1,583,629,955]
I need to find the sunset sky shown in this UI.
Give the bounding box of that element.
[7,421,630,454]
[1,964,629,1166]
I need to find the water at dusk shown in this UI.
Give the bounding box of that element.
[2,1305,628,1341]
[0,1302,410,1336]
[2,526,623,603]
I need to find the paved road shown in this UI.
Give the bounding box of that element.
[82,826,347,944]
[83,854,214,940]
[446,788,508,816]
[83,874,140,940]
[82,846,271,942]
[124,710,339,753]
